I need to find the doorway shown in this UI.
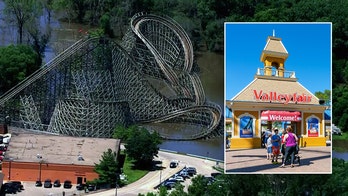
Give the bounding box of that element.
[77,177,83,185]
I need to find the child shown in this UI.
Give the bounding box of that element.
[266,134,272,160]
[271,129,281,164]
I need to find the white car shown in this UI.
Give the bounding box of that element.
[169,175,184,182]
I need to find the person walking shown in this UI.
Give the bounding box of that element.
[271,129,281,164]
[280,128,287,159]
[261,131,266,148]
[280,126,298,168]
[266,134,272,160]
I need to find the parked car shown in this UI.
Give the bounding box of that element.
[162,181,176,190]
[87,184,96,191]
[53,179,61,187]
[10,181,24,191]
[178,171,190,179]
[63,180,72,189]
[35,181,43,187]
[76,183,86,190]
[44,179,52,188]
[3,183,18,194]
[332,125,342,135]
[169,175,184,182]
[185,167,197,176]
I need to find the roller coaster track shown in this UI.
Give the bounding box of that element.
[131,13,204,103]
[0,13,223,140]
[127,13,220,137]
[0,37,98,106]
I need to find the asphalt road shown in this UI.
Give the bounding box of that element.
[89,150,222,196]
[9,150,222,196]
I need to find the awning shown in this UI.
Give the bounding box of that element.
[261,110,301,121]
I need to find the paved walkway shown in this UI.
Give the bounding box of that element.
[225,146,331,174]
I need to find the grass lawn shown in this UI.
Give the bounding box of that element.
[332,132,348,140]
[332,132,348,152]
[122,154,149,185]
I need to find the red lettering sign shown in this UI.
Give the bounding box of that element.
[261,110,301,122]
[253,90,311,104]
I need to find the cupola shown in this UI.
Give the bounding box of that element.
[260,31,289,77]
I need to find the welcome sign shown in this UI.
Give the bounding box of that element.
[261,110,301,122]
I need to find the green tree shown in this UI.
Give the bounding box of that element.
[26,18,51,66]
[0,45,40,93]
[169,183,187,196]
[158,185,169,196]
[52,0,76,24]
[100,12,115,38]
[42,0,54,23]
[113,125,138,142]
[94,148,120,186]
[124,126,162,168]
[187,174,208,196]
[315,89,331,103]
[332,85,348,130]
[4,0,43,44]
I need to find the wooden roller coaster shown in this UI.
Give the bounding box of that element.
[0,13,223,140]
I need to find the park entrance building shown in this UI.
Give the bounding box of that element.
[226,35,328,149]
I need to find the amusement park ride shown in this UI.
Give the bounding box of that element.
[0,13,223,140]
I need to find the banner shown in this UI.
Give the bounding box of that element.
[261,110,301,122]
[307,117,319,137]
[240,116,253,138]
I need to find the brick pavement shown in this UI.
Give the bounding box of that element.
[225,146,331,174]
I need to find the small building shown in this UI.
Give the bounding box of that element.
[1,129,120,184]
[226,35,329,149]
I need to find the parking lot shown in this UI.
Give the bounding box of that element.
[2,181,86,196]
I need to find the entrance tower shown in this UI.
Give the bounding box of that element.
[260,33,289,77]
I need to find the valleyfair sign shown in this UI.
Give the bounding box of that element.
[253,90,312,104]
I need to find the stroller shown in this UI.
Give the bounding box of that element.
[281,144,300,165]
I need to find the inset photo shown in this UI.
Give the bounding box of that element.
[224,23,332,174]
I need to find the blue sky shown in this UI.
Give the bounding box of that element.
[225,23,331,100]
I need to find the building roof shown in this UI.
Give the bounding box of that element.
[260,36,289,61]
[324,110,331,120]
[4,128,120,166]
[231,77,320,105]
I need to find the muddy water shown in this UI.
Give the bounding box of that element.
[0,7,225,160]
